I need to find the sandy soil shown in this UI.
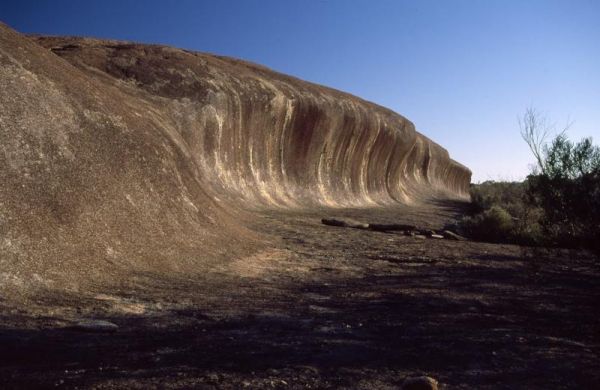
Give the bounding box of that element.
[1,200,598,389]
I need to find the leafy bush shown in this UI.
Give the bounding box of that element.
[462,130,599,253]
[460,205,514,243]
[470,181,526,215]
[542,135,600,179]
[458,182,543,245]
[525,136,600,252]
[518,107,600,253]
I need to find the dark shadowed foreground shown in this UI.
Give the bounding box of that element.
[1,202,598,389]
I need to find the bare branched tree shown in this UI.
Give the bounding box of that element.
[519,107,572,175]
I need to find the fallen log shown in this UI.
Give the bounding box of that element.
[321,219,469,241]
[417,229,437,237]
[321,218,369,229]
[442,230,467,241]
[368,223,417,232]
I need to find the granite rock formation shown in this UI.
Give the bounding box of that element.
[0,23,470,292]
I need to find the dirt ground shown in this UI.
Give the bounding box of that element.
[1,200,598,389]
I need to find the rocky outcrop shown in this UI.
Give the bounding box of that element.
[31,33,471,207]
[0,23,470,292]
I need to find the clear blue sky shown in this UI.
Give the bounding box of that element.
[2,0,599,182]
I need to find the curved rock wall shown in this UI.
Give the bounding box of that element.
[0,23,470,292]
[33,35,471,208]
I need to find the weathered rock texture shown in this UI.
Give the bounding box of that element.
[0,23,470,292]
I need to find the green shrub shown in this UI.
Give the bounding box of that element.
[469,181,526,215]
[458,182,543,245]
[460,205,514,243]
[462,138,599,252]
[519,107,600,254]
[527,170,600,251]
[524,135,600,252]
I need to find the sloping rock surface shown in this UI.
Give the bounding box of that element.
[0,23,470,292]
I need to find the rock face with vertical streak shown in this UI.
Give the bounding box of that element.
[0,23,470,292]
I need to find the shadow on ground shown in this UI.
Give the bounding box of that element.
[1,204,598,389]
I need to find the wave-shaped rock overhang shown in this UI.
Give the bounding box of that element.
[32,35,471,208]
